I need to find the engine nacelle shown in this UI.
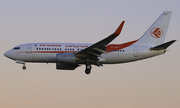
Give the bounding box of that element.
[56,52,77,63]
[56,63,79,70]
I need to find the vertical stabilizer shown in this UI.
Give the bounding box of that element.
[134,11,172,46]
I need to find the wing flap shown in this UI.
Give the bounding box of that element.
[93,48,106,53]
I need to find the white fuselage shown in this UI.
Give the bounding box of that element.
[4,43,165,64]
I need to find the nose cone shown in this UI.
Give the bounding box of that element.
[4,51,11,58]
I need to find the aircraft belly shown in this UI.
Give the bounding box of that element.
[101,50,165,64]
[101,52,134,64]
[33,53,56,62]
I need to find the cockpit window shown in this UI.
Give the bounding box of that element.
[13,47,20,50]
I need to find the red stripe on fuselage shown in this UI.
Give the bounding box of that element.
[106,40,138,52]
[19,51,77,53]
[18,40,138,54]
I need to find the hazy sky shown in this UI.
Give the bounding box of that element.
[0,0,180,108]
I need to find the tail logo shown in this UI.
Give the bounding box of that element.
[150,28,163,38]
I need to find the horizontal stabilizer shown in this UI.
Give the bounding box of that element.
[150,40,176,50]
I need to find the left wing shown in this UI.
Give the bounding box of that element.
[75,21,125,62]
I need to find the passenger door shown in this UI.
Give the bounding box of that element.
[27,44,32,53]
[134,47,138,57]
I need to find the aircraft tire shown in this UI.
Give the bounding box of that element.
[86,64,91,70]
[22,66,26,70]
[85,69,91,74]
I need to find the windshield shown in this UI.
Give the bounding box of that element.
[13,47,20,50]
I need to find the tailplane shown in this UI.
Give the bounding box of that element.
[134,11,172,46]
[150,40,176,50]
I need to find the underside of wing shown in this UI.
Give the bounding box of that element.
[75,21,125,64]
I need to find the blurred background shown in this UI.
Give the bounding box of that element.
[0,0,179,108]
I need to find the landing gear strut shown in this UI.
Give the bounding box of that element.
[16,60,26,70]
[85,63,92,74]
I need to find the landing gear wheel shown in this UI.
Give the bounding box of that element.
[86,64,91,70]
[85,69,91,74]
[85,64,92,74]
[22,66,26,70]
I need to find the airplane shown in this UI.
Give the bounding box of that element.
[4,11,176,74]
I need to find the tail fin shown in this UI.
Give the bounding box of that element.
[134,11,172,46]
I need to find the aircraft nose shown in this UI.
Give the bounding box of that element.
[4,51,11,58]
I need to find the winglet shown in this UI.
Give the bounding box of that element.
[111,21,125,36]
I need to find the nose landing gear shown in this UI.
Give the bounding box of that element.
[22,65,26,70]
[16,60,26,70]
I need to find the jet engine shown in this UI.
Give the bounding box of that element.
[56,52,77,63]
[56,63,79,70]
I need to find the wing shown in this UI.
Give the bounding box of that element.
[75,21,125,62]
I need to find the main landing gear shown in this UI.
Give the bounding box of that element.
[85,63,92,74]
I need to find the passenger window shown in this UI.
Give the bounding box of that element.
[42,48,43,50]
[36,48,38,50]
[39,48,41,50]
[44,48,46,50]
[57,48,59,50]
